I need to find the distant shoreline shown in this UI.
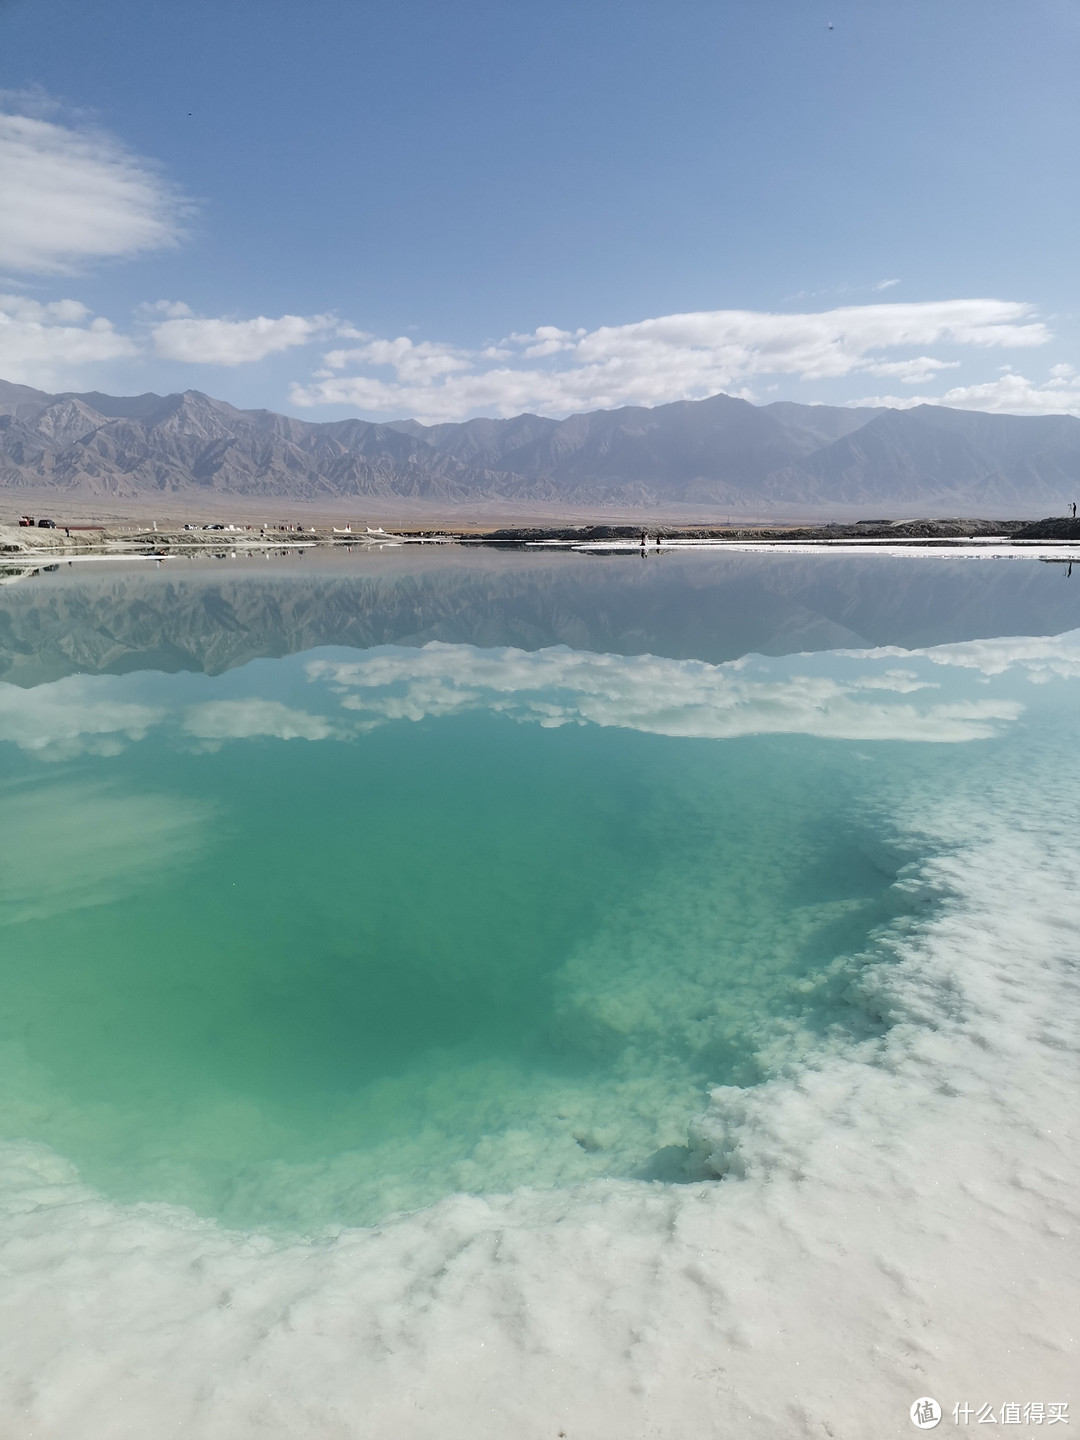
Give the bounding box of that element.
[4,514,1080,571]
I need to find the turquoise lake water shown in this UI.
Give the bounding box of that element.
[1,550,1077,1228]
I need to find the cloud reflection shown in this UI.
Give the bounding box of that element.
[307,644,1023,744]
[183,699,337,746]
[4,629,1073,763]
[0,676,163,759]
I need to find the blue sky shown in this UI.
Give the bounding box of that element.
[1,0,1078,421]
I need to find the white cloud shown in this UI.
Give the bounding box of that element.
[510,325,584,359]
[151,312,335,366]
[0,291,339,387]
[321,335,472,382]
[307,643,1022,744]
[0,292,138,388]
[863,356,960,385]
[290,299,1051,422]
[935,370,1080,415]
[0,293,337,387]
[0,109,185,275]
[136,299,194,320]
[852,366,1080,417]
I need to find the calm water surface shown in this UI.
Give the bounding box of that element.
[1,549,1077,1227]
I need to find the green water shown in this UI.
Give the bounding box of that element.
[3,551,1077,1230]
[0,653,910,1228]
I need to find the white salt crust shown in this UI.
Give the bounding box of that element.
[0,649,1077,1439]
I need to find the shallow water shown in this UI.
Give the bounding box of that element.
[1,550,1078,1231]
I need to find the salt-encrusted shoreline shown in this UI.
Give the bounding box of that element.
[5,518,1080,588]
[3,515,1080,561]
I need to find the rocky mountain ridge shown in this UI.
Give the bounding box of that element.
[1,379,1078,513]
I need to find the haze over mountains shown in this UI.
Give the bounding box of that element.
[1,377,1078,516]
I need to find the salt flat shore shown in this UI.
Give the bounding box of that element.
[3,514,1080,563]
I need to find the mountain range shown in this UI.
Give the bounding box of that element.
[2,377,1078,514]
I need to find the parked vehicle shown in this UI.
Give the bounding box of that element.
[37,518,56,528]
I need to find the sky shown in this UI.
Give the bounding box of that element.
[1,0,1078,424]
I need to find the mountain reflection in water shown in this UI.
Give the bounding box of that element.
[1,546,1079,686]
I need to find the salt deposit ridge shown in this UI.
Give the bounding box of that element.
[0,633,1077,1438]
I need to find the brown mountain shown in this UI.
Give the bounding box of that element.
[2,379,1078,513]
